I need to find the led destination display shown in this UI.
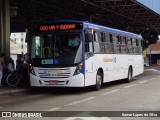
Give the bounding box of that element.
[35,22,83,31]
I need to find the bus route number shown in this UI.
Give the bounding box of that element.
[39,24,76,31]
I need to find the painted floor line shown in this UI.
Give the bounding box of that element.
[64,101,83,106]
[149,78,157,80]
[64,96,96,106]
[139,80,148,83]
[123,84,136,89]
[100,89,119,96]
[46,107,61,111]
[81,96,95,101]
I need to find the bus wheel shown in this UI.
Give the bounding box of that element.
[125,68,132,83]
[6,74,20,86]
[94,71,102,91]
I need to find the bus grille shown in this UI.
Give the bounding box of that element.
[38,68,71,79]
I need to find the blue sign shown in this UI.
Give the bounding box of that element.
[53,59,60,64]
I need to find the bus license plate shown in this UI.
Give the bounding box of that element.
[49,80,58,84]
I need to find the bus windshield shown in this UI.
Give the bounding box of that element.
[31,32,82,66]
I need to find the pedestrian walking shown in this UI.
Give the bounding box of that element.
[0,53,6,85]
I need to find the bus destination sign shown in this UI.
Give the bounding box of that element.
[36,23,83,31]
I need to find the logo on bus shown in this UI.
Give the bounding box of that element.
[44,70,62,76]
[103,57,116,63]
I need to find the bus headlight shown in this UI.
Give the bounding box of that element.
[29,64,35,75]
[73,62,83,75]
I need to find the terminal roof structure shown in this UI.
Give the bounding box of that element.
[10,0,160,31]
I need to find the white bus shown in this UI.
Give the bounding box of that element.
[29,20,144,90]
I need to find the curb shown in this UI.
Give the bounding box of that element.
[0,89,27,96]
[144,69,159,72]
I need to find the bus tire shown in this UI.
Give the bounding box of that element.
[125,68,132,83]
[93,70,102,91]
[6,73,20,87]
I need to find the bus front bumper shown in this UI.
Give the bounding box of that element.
[30,73,85,87]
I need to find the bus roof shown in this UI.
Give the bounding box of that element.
[84,22,142,39]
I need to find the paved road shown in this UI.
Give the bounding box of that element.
[0,70,160,120]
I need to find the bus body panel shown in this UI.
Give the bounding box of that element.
[84,55,96,86]
[85,54,143,85]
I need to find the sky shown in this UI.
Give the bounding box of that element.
[137,0,160,14]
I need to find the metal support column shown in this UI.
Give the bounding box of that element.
[0,0,10,57]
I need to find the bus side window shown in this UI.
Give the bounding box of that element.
[124,37,127,45]
[132,38,136,54]
[112,34,118,53]
[100,32,105,53]
[94,31,101,53]
[137,39,142,54]
[104,33,110,42]
[135,39,139,54]
[110,34,113,43]
[132,38,136,46]
[140,39,143,54]
[104,33,113,53]
[124,37,127,53]
[109,34,114,53]
[101,32,104,42]
[117,36,122,44]
[85,30,94,53]
[121,36,127,54]
[141,39,143,47]
[136,39,139,46]
[116,35,121,53]
[127,38,133,54]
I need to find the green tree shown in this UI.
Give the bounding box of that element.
[132,28,159,50]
